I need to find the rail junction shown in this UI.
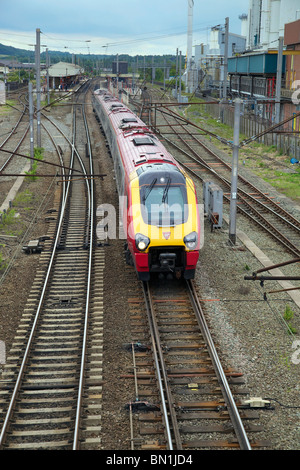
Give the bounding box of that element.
[0,80,299,450]
[0,81,104,449]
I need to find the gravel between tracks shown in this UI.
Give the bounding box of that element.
[0,90,299,451]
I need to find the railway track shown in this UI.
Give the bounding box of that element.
[130,87,300,259]
[0,94,29,174]
[126,277,270,450]
[154,105,300,258]
[120,86,282,450]
[0,82,104,450]
[0,87,79,178]
[1,82,291,450]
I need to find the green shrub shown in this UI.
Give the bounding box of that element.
[25,147,44,181]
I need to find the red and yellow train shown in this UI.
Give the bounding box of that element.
[93,88,201,281]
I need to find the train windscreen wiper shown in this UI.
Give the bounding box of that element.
[143,178,157,202]
[162,177,171,203]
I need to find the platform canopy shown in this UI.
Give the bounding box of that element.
[47,61,84,78]
[43,61,84,90]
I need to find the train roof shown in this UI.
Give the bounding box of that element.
[136,162,180,174]
[94,89,181,177]
[137,162,185,186]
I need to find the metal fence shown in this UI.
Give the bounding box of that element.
[204,101,300,159]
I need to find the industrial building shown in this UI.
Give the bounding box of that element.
[227,51,286,121]
[194,27,246,94]
[227,14,300,128]
[245,0,300,51]
[191,0,300,157]
[282,18,300,134]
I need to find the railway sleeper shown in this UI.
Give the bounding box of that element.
[139,422,263,435]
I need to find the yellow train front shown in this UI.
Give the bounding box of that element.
[125,161,200,281]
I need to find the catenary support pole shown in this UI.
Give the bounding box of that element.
[179,51,182,103]
[223,17,229,101]
[220,17,229,124]
[28,82,34,169]
[46,48,50,106]
[229,98,242,245]
[175,48,178,99]
[275,37,284,124]
[36,28,41,148]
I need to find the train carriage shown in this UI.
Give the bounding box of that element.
[93,89,201,281]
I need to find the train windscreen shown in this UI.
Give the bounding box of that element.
[141,180,188,226]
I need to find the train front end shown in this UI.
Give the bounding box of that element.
[127,163,200,281]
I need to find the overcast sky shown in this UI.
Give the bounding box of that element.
[0,0,250,56]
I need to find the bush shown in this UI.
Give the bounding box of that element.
[25,147,44,181]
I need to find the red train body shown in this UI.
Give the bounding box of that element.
[93,89,201,281]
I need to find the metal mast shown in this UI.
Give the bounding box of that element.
[35,28,41,148]
[186,0,194,93]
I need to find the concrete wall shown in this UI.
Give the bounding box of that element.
[0,81,5,105]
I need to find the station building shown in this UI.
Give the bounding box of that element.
[44,61,84,90]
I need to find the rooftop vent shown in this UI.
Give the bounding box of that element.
[133,137,155,146]
[134,155,147,164]
[110,104,124,109]
[122,117,138,123]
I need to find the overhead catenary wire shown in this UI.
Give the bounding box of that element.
[0,147,86,175]
[0,17,222,55]
[226,237,299,337]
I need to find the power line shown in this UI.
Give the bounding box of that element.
[0,17,224,54]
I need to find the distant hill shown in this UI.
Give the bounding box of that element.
[0,43,176,69]
[0,42,129,63]
[0,42,76,64]
[0,43,35,61]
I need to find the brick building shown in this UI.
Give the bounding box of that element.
[282,19,300,133]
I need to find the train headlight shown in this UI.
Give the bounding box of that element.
[184,232,198,250]
[135,233,150,251]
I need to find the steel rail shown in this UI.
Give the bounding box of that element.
[0,124,30,173]
[141,281,175,450]
[0,84,92,448]
[0,146,85,175]
[0,124,70,451]
[0,120,65,292]
[0,97,26,148]
[147,92,300,232]
[73,82,95,450]
[157,105,232,146]
[156,113,300,257]
[0,97,29,172]
[159,109,300,232]
[186,280,252,450]
[40,121,67,203]
[147,280,183,449]
[37,80,93,449]
[178,150,300,257]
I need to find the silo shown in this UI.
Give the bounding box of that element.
[248,0,262,48]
